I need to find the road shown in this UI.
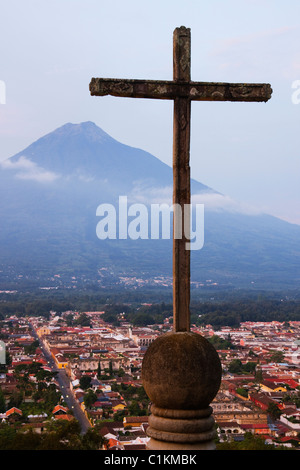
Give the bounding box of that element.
[55,367,92,434]
[30,324,92,434]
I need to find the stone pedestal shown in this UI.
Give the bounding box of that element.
[141,331,222,450]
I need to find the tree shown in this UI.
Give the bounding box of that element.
[243,362,256,373]
[267,402,282,420]
[0,427,42,450]
[0,425,17,450]
[131,313,155,327]
[81,427,104,450]
[84,389,98,409]
[209,335,235,350]
[128,400,141,416]
[255,367,263,383]
[97,360,101,379]
[24,340,39,355]
[79,375,92,390]
[117,368,125,377]
[228,359,243,374]
[113,409,127,421]
[217,432,279,450]
[236,387,248,398]
[269,350,285,363]
[7,391,23,409]
[0,388,5,413]
[40,420,82,450]
[75,313,91,327]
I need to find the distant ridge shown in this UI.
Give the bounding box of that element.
[0,121,299,289]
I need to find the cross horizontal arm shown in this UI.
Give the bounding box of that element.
[90,77,272,102]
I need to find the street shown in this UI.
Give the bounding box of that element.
[55,367,92,434]
[30,324,92,434]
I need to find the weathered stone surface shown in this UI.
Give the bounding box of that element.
[89,77,272,102]
[172,27,191,333]
[142,332,222,410]
[146,436,216,450]
[142,331,222,450]
[148,412,215,434]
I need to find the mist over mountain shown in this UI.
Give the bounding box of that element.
[0,121,299,290]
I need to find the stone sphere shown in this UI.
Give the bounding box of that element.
[142,331,222,410]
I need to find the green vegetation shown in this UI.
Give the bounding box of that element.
[192,299,300,327]
[269,350,285,363]
[216,432,288,450]
[101,298,300,328]
[1,289,300,328]
[208,334,236,350]
[267,402,282,420]
[228,359,257,375]
[236,387,248,398]
[1,362,62,417]
[0,420,105,450]
[110,383,150,420]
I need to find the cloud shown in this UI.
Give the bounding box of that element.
[1,155,60,183]
[128,182,263,216]
[129,182,172,205]
[192,192,263,215]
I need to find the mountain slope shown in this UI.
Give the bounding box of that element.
[0,121,299,289]
[7,121,212,195]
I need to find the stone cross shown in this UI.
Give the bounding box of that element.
[90,26,272,333]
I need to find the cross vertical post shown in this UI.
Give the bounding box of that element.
[172,27,191,332]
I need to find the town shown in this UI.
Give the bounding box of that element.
[0,306,299,450]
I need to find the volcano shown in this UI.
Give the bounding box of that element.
[0,121,299,290]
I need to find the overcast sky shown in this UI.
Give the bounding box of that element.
[1,0,300,224]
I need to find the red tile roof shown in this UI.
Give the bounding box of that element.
[6,407,22,416]
[52,405,68,414]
